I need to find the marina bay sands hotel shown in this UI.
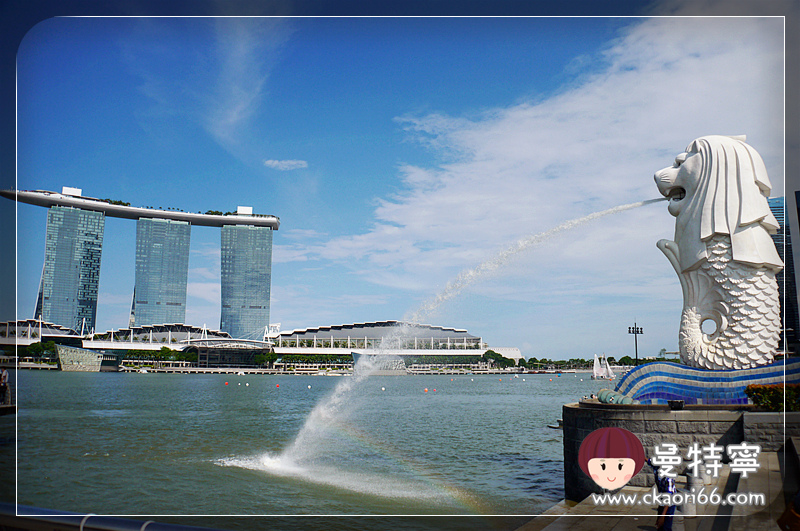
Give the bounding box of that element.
[1,187,279,339]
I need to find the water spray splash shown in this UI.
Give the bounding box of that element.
[227,350,482,506]
[282,354,382,461]
[406,198,667,323]
[232,197,666,506]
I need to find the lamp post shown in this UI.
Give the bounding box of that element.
[628,323,643,365]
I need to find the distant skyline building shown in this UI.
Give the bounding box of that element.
[220,223,273,339]
[3,187,279,337]
[768,196,799,354]
[131,218,191,327]
[34,204,104,333]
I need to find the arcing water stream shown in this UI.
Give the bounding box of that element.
[223,197,667,504]
[406,198,667,323]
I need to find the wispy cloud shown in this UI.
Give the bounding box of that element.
[128,18,292,165]
[189,267,219,281]
[264,159,308,171]
[273,244,316,263]
[205,30,267,144]
[203,18,291,158]
[284,229,327,240]
[190,247,221,259]
[187,282,220,304]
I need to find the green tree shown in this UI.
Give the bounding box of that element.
[254,352,278,367]
[175,350,197,363]
[482,350,515,369]
[26,342,43,359]
[159,346,178,360]
[22,341,56,361]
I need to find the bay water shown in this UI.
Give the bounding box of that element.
[10,370,611,529]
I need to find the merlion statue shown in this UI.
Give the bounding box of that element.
[654,135,783,370]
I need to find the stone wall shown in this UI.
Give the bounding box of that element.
[744,411,800,451]
[563,402,799,502]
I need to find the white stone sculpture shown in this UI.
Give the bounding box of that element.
[654,135,783,370]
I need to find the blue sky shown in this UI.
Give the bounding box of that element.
[10,14,785,360]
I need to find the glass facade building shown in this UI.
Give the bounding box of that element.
[35,206,104,332]
[132,218,191,326]
[6,189,279,337]
[220,225,273,339]
[768,197,799,352]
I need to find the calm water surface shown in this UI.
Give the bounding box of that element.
[12,370,610,529]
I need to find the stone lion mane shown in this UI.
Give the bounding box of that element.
[674,135,782,273]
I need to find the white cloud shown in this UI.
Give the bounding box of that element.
[187,282,220,304]
[203,19,291,157]
[310,17,782,298]
[129,18,292,165]
[272,244,315,263]
[191,247,221,259]
[264,159,309,171]
[283,229,327,240]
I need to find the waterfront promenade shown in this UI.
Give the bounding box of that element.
[518,439,797,531]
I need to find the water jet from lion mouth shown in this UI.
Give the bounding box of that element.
[668,188,685,202]
[406,196,668,323]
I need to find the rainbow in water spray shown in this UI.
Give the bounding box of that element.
[223,197,666,512]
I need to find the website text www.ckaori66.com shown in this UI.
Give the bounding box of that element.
[592,487,766,508]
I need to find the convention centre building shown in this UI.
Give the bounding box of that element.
[270,320,522,362]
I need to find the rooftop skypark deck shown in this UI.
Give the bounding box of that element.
[0,189,280,229]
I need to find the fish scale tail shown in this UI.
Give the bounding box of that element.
[680,235,780,370]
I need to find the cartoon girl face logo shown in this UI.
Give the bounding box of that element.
[578,427,645,490]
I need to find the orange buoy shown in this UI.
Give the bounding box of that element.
[424,388,428,393]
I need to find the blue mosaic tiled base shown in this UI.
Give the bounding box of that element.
[613,358,800,405]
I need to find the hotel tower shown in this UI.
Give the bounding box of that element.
[3,187,279,338]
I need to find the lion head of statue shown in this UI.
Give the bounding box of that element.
[654,135,782,273]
